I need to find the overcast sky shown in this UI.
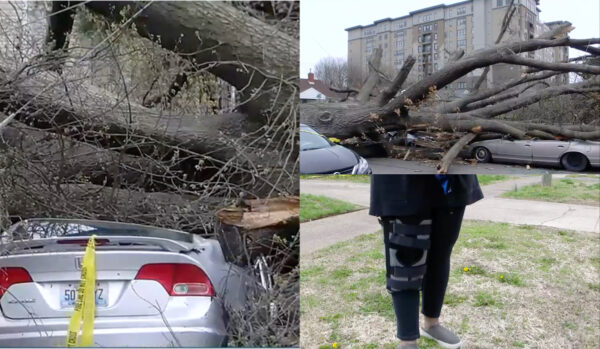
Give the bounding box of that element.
[300,0,600,78]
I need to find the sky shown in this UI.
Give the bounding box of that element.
[300,0,600,78]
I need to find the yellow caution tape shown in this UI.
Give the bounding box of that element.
[66,235,96,347]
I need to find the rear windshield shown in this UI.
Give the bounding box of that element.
[5,220,193,243]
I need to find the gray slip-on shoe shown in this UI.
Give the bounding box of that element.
[421,324,462,349]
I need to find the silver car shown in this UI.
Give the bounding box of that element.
[468,138,600,171]
[0,219,255,347]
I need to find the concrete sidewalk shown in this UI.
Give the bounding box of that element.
[300,175,599,256]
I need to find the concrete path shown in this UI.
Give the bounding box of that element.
[300,175,599,256]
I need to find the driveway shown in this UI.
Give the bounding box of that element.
[300,175,599,255]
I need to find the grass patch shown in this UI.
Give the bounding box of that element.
[474,291,502,307]
[300,220,600,348]
[300,193,362,222]
[300,174,370,184]
[358,291,395,321]
[477,174,511,185]
[502,177,600,205]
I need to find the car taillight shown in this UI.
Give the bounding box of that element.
[0,267,33,298]
[135,263,215,297]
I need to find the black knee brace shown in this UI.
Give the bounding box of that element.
[381,218,432,292]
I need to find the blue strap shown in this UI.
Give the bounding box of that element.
[435,174,450,195]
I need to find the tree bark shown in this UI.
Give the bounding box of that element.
[82,1,298,117]
[377,55,416,106]
[357,48,382,104]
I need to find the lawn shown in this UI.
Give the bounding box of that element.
[300,194,363,222]
[502,177,600,205]
[300,221,600,348]
[476,174,512,186]
[300,175,370,184]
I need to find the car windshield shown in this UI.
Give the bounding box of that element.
[3,220,193,243]
[300,130,332,151]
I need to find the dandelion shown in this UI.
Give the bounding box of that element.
[463,267,469,272]
[500,275,504,280]
[332,342,338,349]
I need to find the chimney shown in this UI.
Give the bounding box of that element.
[308,71,315,84]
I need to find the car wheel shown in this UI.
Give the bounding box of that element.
[561,152,588,172]
[474,147,491,163]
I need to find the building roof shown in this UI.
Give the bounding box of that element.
[299,78,341,99]
[345,0,471,31]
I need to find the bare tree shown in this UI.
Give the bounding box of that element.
[313,56,348,89]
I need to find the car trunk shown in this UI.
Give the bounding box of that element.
[0,243,207,319]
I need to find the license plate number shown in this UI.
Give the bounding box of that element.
[60,282,108,308]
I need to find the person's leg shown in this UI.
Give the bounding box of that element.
[421,206,465,321]
[381,214,432,345]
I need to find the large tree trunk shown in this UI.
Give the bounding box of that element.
[83,1,298,118]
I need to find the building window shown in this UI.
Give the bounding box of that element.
[384,43,388,48]
[423,33,432,43]
[423,24,432,32]
[457,29,466,38]
[434,53,439,60]
[418,46,422,53]
[396,41,404,48]
[384,34,387,39]
[457,39,466,47]
[418,74,423,80]
[423,44,432,53]
[434,33,438,40]
[457,18,466,27]
[434,23,438,30]
[497,0,504,6]
[418,65,422,72]
[433,43,438,50]
[395,30,404,37]
[434,63,438,71]
[457,7,466,15]
[457,82,467,89]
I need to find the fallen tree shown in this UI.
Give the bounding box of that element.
[304,22,600,172]
[0,1,299,345]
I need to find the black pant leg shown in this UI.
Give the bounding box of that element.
[421,206,465,318]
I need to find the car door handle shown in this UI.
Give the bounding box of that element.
[524,144,531,146]
[557,145,565,148]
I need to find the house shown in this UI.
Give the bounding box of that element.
[300,72,341,102]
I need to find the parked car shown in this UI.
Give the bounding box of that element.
[300,124,371,174]
[467,138,600,171]
[0,219,258,347]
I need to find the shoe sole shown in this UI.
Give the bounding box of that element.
[420,328,462,349]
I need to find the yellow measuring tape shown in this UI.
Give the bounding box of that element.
[66,235,96,347]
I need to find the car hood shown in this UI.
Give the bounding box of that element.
[300,145,359,174]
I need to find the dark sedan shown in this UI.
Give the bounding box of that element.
[300,124,371,174]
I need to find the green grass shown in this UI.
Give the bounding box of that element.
[477,174,511,185]
[300,174,370,183]
[300,221,600,348]
[300,193,362,222]
[502,177,600,205]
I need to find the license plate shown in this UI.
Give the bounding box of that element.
[60,282,108,308]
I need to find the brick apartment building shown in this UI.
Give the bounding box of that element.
[346,0,569,97]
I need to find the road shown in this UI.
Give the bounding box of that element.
[300,175,599,256]
[367,157,600,174]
